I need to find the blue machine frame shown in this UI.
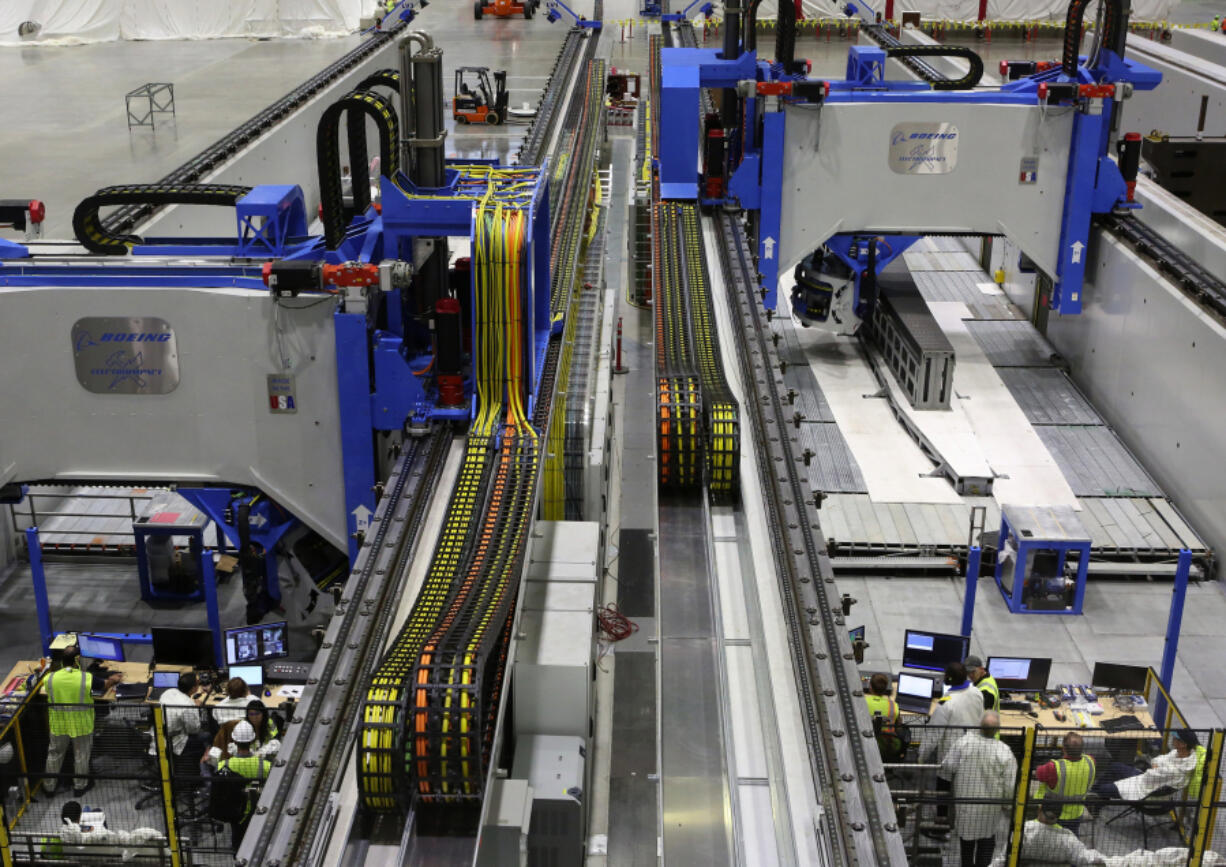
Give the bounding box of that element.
[993,505,1091,616]
[656,31,1160,315]
[1,160,551,570]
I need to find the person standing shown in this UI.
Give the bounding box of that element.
[921,662,986,836]
[43,647,118,797]
[964,656,999,712]
[1034,732,1096,835]
[939,711,1018,867]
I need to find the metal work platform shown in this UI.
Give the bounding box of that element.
[788,236,1211,574]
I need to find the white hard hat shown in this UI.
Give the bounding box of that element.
[232,721,257,744]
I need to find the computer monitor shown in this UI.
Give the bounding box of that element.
[228,664,264,689]
[848,625,866,643]
[152,670,180,690]
[898,671,937,700]
[77,634,124,663]
[1092,662,1149,692]
[224,621,289,666]
[986,656,1052,692]
[902,629,970,672]
[150,627,216,669]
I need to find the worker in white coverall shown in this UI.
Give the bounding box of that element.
[939,710,1017,867]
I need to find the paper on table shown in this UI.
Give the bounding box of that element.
[278,685,305,699]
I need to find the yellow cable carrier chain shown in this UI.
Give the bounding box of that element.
[358,57,606,811]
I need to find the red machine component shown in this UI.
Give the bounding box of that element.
[1118,131,1142,203]
[27,200,45,224]
[321,262,379,288]
[702,121,726,200]
[474,0,535,18]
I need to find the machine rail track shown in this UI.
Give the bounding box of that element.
[1101,212,1226,320]
[242,429,451,864]
[715,213,905,866]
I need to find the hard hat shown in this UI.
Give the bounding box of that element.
[233,721,257,744]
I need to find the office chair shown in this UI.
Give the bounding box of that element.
[1104,785,1177,848]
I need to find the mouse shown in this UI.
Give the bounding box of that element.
[1054,709,1067,722]
[265,689,272,697]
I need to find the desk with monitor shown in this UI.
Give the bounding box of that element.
[0,620,305,710]
[877,632,1160,735]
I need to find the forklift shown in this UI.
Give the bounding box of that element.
[453,67,509,126]
[474,0,537,18]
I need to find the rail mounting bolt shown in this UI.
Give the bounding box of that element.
[841,593,857,615]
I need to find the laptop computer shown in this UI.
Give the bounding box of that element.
[147,670,181,701]
[896,671,938,715]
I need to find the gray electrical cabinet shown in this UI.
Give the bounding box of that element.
[513,735,586,867]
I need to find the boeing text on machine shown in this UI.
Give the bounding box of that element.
[72,317,180,394]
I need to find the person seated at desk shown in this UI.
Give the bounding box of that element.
[212,678,251,725]
[205,699,280,767]
[1033,731,1096,835]
[158,672,209,767]
[1092,729,1198,802]
[52,800,166,863]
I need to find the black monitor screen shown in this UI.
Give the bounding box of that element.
[150,627,216,669]
[902,629,969,672]
[78,634,124,663]
[1092,662,1149,692]
[987,656,1052,691]
[224,621,289,666]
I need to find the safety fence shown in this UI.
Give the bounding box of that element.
[877,679,1225,865]
[0,677,280,866]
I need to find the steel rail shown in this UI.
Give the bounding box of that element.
[714,212,907,866]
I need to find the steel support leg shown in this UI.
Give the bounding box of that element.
[26,527,53,655]
[961,545,981,639]
[202,552,223,669]
[1160,549,1193,693]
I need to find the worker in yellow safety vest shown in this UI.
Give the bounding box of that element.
[1033,731,1096,836]
[865,672,901,723]
[42,647,119,797]
[216,721,270,852]
[964,655,1000,711]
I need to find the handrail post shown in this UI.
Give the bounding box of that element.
[152,706,183,867]
[1005,726,1037,866]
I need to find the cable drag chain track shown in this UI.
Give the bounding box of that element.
[1101,212,1226,320]
[243,429,451,864]
[650,36,739,498]
[73,184,252,254]
[100,21,408,237]
[517,28,586,167]
[358,54,607,813]
[715,213,905,866]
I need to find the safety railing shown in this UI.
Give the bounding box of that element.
[9,487,163,556]
[0,682,279,866]
[881,719,1226,866]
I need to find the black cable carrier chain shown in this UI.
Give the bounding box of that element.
[356,54,607,811]
[101,19,409,236]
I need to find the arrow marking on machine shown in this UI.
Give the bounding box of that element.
[764,236,776,260]
[1070,240,1084,264]
[352,504,372,532]
[249,514,268,528]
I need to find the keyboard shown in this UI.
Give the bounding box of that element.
[264,661,312,684]
[1000,699,1033,712]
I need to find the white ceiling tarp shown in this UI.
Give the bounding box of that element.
[1,0,378,46]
